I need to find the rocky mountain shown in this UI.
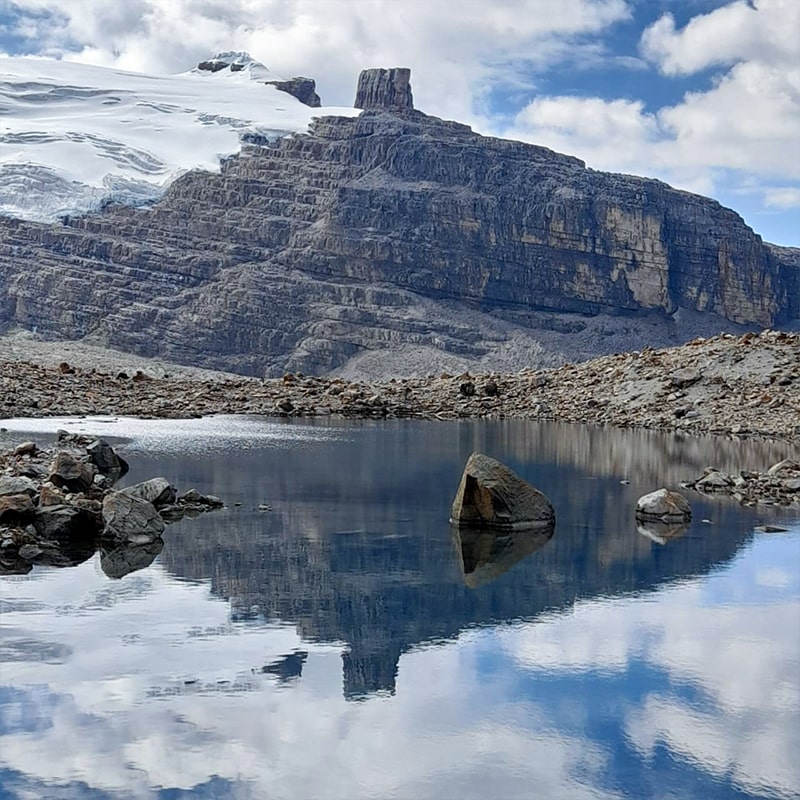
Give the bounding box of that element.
[1,64,797,378]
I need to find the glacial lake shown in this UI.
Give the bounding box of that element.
[0,416,798,800]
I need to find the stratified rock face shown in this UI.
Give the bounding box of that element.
[0,81,797,377]
[354,67,413,110]
[265,77,321,107]
[450,452,555,528]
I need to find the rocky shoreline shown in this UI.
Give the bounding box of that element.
[0,433,223,575]
[2,330,798,442]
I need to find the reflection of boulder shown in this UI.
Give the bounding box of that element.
[637,520,690,546]
[452,523,554,588]
[100,538,164,578]
[450,452,555,529]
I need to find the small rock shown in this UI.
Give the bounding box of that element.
[0,494,36,524]
[754,524,789,533]
[18,544,43,560]
[122,477,177,508]
[102,492,165,545]
[635,488,692,522]
[13,441,38,457]
[767,459,799,476]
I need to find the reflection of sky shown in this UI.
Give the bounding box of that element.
[1,524,798,799]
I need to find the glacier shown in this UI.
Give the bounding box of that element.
[0,52,359,222]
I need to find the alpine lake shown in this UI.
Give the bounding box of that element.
[1,415,798,800]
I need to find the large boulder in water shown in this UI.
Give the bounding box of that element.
[450,452,555,529]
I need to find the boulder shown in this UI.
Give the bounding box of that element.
[696,470,734,491]
[636,489,692,522]
[102,492,165,545]
[0,476,37,498]
[450,452,555,529]
[0,493,35,524]
[48,451,95,493]
[767,458,799,476]
[122,477,177,508]
[33,504,92,539]
[86,438,129,484]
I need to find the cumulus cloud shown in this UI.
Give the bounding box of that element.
[4,0,631,122]
[504,0,800,236]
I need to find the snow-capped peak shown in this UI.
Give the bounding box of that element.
[190,51,283,82]
[0,54,358,223]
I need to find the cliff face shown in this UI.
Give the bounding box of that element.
[0,68,796,377]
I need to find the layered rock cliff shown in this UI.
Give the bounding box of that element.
[0,68,796,377]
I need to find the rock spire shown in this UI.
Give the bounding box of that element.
[354,67,413,111]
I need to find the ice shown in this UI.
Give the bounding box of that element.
[0,54,359,222]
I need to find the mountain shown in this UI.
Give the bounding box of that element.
[1,56,797,378]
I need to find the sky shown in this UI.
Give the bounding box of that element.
[0,0,798,247]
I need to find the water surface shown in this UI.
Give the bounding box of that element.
[1,417,798,799]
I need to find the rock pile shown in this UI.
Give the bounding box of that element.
[0,433,224,575]
[684,458,800,508]
[2,330,797,443]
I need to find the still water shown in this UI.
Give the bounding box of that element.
[1,417,799,800]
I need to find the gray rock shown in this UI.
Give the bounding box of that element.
[636,489,692,522]
[767,458,799,476]
[0,476,37,498]
[450,452,555,529]
[13,441,38,457]
[86,438,128,484]
[696,471,734,491]
[122,477,177,508]
[670,368,702,389]
[265,77,321,107]
[354,67,413,111]
[48,451,95,493]
[18,543,43,560]
[33,504,90,539]
[102,492,165,544]
[0,69,795,379]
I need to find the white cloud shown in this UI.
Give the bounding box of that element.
[640,0,800,76]
[5,0,631,123]
[503,0,800,235]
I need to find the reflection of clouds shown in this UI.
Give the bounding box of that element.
[502,531,800,799]
[1,559,622,799]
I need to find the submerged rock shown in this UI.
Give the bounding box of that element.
[450,452,555,529]
[635,489,692,522]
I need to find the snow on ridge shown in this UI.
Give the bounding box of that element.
[0,54,359,223]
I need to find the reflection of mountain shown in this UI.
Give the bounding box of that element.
[136,419,774,699]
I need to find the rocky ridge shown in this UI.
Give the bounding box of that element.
[0,68,797,378]
[2,330,797,445]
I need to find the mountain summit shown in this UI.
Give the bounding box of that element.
[0,58,797,378]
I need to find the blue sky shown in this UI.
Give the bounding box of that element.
[1,0,798,246]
